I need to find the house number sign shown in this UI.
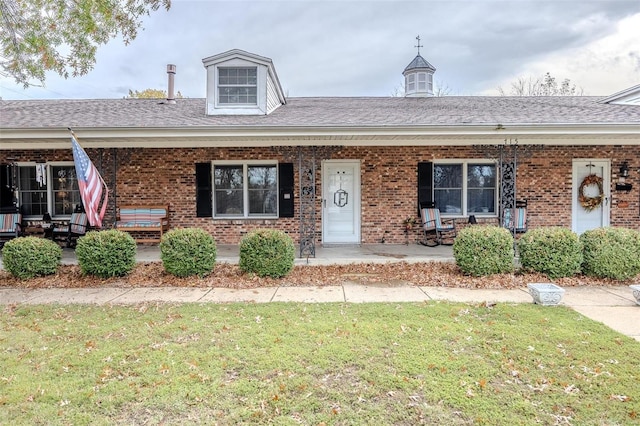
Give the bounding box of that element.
[333,171,349,207]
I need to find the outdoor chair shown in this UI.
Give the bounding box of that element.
[502,200,528,234]
[52,212,89,248]
[420,207,457,246]
[0,212,22,247]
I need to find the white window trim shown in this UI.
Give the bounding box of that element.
[434,160,498,218]
[17,161,77,219]
[212,160,279,219]
[216,66,259,108]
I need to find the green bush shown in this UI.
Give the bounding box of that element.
[160,228,217,277]
[453,226,514,276]
[518,227,582,279]
[239,229,295,278]
[1,237,62,279]
[75,229,137,278]
[580,227,640,281]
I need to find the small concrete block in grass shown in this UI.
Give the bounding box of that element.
[630,285,640,306]
[527,283,565,306]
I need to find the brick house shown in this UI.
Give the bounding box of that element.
[1,49,639,254]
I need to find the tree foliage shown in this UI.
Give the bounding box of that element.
[498,72,583,96]
[127,88,183,98]
[0,0,171,87]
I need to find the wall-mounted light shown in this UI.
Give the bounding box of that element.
[615,161,632,191]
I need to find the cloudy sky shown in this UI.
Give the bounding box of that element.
[1,0,638,100]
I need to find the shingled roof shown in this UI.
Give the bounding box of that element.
[2,95,639,130]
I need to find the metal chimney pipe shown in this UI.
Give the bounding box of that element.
[166,64,176,104]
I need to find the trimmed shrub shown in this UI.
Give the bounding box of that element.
[1,237,62,279]
[518,227,582,279]
[75,229,136,278]
[453,226,514,276]
[239,229,295,278]
[160,228,217,277]
[580,227,640,281]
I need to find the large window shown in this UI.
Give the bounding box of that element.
[213,163,277,217]
[218,67,257,105]
[434,162,496,216]
[17,164,80,217]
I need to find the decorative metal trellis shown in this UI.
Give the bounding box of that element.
[298,148,317,258]
[474,139,540,239]
[273,146,340,258]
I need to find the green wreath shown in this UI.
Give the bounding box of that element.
[578,174,604,211]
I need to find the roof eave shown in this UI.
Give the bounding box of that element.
[1,123,638,149]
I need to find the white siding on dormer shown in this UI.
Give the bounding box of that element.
[266,76,282,114]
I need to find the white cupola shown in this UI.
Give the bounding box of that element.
[403,36,436,97]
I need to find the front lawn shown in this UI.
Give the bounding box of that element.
[1,302,638,425]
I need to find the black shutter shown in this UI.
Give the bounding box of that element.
[417,162,433,214]
[0,164,14,210]
[195,163,212,217]
[278,163,294,218]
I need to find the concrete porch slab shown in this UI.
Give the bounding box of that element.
[273,286,344,303]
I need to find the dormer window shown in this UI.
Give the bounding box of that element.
[218,67,258,105]
[203,49,286,115]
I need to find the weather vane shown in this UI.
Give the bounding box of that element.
[415,35,423,55]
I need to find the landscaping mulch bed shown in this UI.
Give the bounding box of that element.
[1,261,634,290]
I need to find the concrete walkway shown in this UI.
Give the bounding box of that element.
[1,244,639,341]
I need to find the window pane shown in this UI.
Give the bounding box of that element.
[214,166,243,215]
[468,189,495,213]
[434,189,462,214]
[218,67,258,104]
[215,190,243,215]
[467,165,496,214]
[434,164,463,188]
[214,166,243,189]
[248,166,277,215]
[51,166,80,216]
[467,165,496,187]
[434,164,462,213]
[18,166,47,216]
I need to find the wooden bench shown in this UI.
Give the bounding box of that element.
[115,206,169,243]
[0,212,22,247]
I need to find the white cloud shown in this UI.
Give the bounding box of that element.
[486,12,640,95]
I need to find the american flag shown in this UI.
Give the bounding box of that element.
[71,133,108,228]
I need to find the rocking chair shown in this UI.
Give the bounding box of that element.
[502,200,528,234]
[420,207,457,246]
[52,212,89,248]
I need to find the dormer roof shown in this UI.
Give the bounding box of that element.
[598,84,640,105]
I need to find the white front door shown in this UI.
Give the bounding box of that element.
[322,161,361,244]
[572,159,610,234]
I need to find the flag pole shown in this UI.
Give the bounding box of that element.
[69,128,109,228]
[68,128,109,194]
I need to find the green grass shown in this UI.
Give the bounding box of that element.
[1,302,639,425]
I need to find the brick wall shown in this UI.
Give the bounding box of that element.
[2,144,638,244]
